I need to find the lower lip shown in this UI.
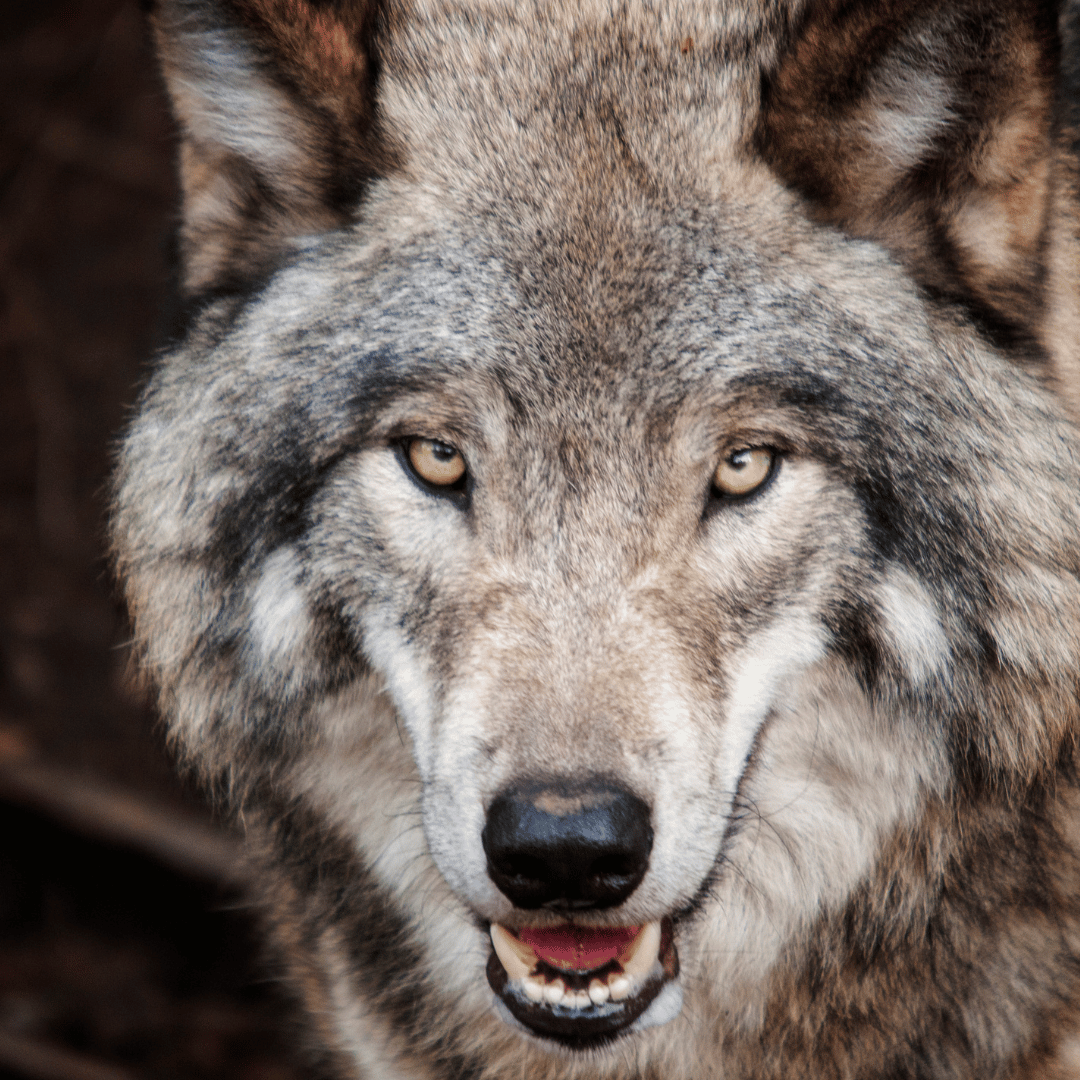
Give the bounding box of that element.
[486,918,679,1049]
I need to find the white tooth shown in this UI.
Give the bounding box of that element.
[572,989,591,1009]
[621,920,662,980]
[544,979,566,1005]
[609,975,631,1001]
[523,977,544,1002]
[490,924,536,980]
[588,979,610,1005]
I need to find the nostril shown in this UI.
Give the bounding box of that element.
[482,778,653,911]
[590,853,639,879]
[496,854,548,883]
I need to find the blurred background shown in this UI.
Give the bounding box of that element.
[1,2,315,1076]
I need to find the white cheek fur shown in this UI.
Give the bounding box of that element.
[249,546,312,666]
[877,567,950,684]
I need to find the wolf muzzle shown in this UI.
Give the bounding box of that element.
[482,779,680,1046]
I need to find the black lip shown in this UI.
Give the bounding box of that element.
[485,920,679,1050]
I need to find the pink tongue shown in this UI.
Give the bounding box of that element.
[517,925,641,972]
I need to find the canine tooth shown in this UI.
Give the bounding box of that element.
[543,979,566,1005]
[588,979,610,1004]
[490,924,536,980]
[523,976,544,1002]
[609,975,631,1001]
[621,920,662,980]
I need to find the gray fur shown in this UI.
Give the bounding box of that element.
[113,1,1080,1076]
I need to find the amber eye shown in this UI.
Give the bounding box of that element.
[713,447,775,497]
[406,438,467,487]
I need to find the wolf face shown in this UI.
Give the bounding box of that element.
[114,0,1080,1076]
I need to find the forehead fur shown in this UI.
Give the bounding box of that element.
[377,0,786,210]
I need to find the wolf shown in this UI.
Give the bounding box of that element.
[111,0,1080,1076]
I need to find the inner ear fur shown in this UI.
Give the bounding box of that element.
[759,0,1080,414]
[153,0,396,298]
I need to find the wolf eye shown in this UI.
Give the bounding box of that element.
[713,447,775,498]
[406,438,467,487]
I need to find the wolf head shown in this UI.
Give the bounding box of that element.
[114,0,1080,1074]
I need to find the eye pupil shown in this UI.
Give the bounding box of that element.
[406,437,467,488]
[713,447,775,498]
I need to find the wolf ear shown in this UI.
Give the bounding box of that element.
[153,0,393,296]
[760,0,1080,410]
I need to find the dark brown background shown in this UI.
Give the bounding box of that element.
[1,2,313,1076]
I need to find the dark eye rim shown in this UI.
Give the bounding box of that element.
[396,438,472,506]
[707,446,781,508]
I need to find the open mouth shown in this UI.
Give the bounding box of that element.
[486,918,680,1048]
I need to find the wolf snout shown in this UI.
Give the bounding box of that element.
[481,780,653,910]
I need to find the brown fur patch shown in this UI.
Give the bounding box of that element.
[759,0,1072,379]
[157,0,399,296]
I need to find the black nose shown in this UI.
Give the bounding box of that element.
[482,779,653,911]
